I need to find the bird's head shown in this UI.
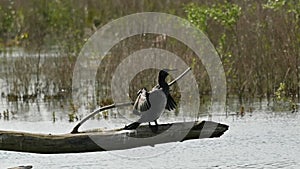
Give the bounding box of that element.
[159,69,176,80]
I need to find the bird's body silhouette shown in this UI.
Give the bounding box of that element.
[124,69,177,130]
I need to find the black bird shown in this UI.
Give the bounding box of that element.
[124,69,177,131]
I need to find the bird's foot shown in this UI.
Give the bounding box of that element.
[124,122,140,130]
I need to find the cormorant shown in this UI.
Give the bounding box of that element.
[124,69,177,131]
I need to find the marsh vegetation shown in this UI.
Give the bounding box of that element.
[0,0,299,121]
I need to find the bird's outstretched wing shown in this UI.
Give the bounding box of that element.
[133,88,151,113]
[165,94,176,111]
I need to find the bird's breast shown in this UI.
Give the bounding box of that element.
[148,89,167,111]
[137,89,167,123]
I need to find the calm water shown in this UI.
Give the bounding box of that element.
[1,104,300,169]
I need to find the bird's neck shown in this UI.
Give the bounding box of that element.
[158,78,169,92]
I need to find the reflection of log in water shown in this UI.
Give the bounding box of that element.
[0,121,228,154]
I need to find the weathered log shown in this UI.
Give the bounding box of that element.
[7,165,33,169]
[0,121,228,154]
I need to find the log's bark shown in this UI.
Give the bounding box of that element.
[0,121,228,154]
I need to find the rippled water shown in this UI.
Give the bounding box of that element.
[1,108,300,169]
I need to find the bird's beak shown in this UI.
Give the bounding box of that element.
[164,69,177,72]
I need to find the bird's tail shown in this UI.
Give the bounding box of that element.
[123,122,141,130]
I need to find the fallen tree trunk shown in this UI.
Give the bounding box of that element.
[0,121,228,154]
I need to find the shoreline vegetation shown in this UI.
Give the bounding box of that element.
[1,0,299,121]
